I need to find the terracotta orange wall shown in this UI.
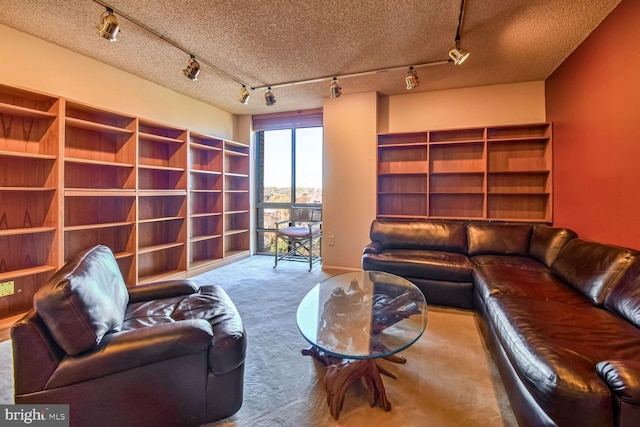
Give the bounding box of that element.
[546,0,640,250]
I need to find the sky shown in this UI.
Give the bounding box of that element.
[263,127,323,188]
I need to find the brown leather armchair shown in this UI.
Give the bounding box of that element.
[11,245,246,427]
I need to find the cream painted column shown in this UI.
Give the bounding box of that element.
[322,92,378,270]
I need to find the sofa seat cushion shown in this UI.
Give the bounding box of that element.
[362,249,474,282]
[473,263,586,303]
[124,285,246,375]
[485,295,640,425]
[47,318,213,389]
[34,245,129,356]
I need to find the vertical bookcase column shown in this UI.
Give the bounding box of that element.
[428,128,486,219]
[486,123,552,221]
[376,132,429,218]
[0,84,61,317]
[376,123,552,223]
[63,101,137,284]
[223,140,250,258]
[188,132,224,270]
[137,119,188,284]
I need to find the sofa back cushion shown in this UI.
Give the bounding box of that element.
[551,239,638,306]
[528,225,578,268]
[370,219,467,253]
[467,222,533,257]
[34,245,129,356]
[604,259,640,328]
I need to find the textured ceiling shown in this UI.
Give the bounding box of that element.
[0,0,622,115]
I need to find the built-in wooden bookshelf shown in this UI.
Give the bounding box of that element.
[377,123,552,222]
[64,101,138,284]
[0,84,61,316]
[137,119,188,284]
[223,140,250,258]
[188,132,224,270]
[0,84,250,318]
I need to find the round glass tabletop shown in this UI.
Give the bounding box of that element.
[296,270,428,359]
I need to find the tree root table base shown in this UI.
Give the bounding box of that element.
[302,346,405,420]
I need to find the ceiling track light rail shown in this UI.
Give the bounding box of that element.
[92,0,245,87]
[93,0,470,106]
[250,60,450,92]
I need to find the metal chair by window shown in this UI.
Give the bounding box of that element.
[274,207,322,271]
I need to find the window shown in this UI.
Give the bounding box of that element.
[256,126,323,254]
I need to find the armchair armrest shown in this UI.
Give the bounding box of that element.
[363,241,384,254]
[127,279,200,303]
[47,319,213,388]
[275,219,322,226]
[597,360,640,404]
[275,218,292,226]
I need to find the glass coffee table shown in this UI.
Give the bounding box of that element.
[296,270,427,419]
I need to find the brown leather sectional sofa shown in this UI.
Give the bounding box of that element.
[362,219,640,427]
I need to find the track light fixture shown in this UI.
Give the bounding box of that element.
[449,43,470,65]
[329,78,342,98]
[96,7,120,42]
[405,66,420,90]
[264,87,276,106]
[183,55,200,81]
[237,85,250,104]
[449,0,470,65]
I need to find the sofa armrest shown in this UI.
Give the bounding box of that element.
[127,279,200,303]
[11,310,66,395]
[597,360,640,404]
[47,319,213,389]
[363,241,384,254]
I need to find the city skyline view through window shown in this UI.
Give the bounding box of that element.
[257,127,323,254]
[262,127,323,204]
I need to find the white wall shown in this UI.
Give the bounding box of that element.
[0,24,234,138]
[321,81,546,270]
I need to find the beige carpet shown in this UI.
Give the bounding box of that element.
[211,307,516,427]
[0,256,517,427]
[195,257,517,427]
